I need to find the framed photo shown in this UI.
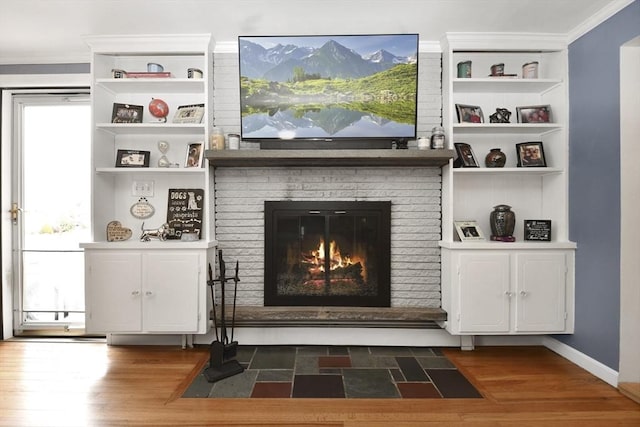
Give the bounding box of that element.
[173,103,205,124]
[524,219,552,241]
[454,221,486,241]
[453,142,479,168]
[116,149,150,168]
[516,141,547,167]
[455,104,484,123]
[111,103,143,123]
[516,105,551,123]
[185,142,204,168]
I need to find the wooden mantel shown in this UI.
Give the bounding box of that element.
[205,149,455,167]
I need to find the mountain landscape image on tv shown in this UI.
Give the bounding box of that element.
[239,34,419,147]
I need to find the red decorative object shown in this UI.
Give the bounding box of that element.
[148,98,169,122]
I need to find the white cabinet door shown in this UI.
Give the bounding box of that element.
[142,252,201,332]
[515,252,567,332]
[85,251,142,333]
[458,253,511,333]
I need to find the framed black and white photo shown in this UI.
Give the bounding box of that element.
[115,149,150,168]
[173,103,205,124]
[454,220,485,241]
[185,142,204,168]
[455,104,484,123]
[453,142,479,168]
[524,219,552,241]
[516,141,547,167]
[516,105,551,123]
[111,103,143,123]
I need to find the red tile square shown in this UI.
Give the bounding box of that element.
[251,382,292,398]
[318,356,351,368]
[397,382,442,398]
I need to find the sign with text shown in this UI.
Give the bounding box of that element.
[166,188,204,240]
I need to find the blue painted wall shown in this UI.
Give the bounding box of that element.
[561,0,640,370]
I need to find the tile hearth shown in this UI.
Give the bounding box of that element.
[183,345,482,399]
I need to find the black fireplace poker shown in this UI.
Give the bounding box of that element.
[204,250,244,383]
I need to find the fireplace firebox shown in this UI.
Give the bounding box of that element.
[264,201,391,307]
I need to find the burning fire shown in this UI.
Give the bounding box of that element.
[311,240,353,272]
[303,239,366,282]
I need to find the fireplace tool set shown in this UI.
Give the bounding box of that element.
[204,249,244,383]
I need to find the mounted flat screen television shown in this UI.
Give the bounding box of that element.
[239,34,419,149]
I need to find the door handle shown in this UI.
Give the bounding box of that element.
[9,202,21,224]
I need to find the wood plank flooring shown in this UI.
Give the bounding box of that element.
[0,340,638,426]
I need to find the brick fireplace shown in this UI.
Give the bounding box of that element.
[213,165,443,310]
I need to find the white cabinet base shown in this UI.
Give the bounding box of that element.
[441,247,574,336]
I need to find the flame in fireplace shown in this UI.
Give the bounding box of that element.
[304,239,366,281]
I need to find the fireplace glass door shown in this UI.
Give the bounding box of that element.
[265,201,390,307]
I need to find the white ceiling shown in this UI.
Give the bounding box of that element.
[0,0,634,64]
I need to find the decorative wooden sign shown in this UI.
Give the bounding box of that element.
[166,188,204,240]
[106,220,132,242]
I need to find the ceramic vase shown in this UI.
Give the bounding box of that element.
[485,148,506,168]
[490,204,515,238]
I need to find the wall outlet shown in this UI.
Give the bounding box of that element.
[132,180,154,197]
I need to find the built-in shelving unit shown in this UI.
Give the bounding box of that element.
[439,33,575,342]
[81,35,215,337]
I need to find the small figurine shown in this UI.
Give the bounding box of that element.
[140,222,169,242]
[489,108,512,123]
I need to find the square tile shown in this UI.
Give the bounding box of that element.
[251,382,292,398]
[343,369,400,398]
[397,382,442,398]
[256,369,293,382]
[318,356,351,368]
[426,369,482,398]
[396,357,429,381]
[292,374,345,398]
[249,346,296,369]
[417,356,456,370]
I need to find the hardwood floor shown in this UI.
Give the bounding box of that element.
[0,340,638,426]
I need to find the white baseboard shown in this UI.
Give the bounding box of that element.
[543,336,619,387]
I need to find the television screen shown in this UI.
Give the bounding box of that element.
[239,34,419,149]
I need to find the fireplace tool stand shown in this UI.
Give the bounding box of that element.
[204,250,244,383]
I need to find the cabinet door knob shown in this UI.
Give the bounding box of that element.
[145,291,153,296]
[505,291,513,297]
[520,290,528,297]
[131,290,140,296]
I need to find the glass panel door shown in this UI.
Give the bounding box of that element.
[11,91,91,336]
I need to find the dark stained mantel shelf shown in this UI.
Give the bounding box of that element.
[205,149,455,167]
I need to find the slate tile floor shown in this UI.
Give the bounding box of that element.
[183,346,482,399]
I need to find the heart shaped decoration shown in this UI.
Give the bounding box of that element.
[106,220,132,242]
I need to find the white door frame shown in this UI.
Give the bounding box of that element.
[619,37,640,390]
[0,74,90,340]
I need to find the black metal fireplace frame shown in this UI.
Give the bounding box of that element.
[264,201,391,307]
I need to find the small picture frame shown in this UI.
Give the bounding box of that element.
[116,149,150,168]
[524,220,552,241]
[453,142,479,168]
[173,103,205,124]
[455,104,484,123]
[516,105,552,123]
[516,141,547,167]
[185,142,204,168]
[111,103,143,123]
[455,221,485,241]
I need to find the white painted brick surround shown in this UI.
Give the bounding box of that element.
[211,50,444,309]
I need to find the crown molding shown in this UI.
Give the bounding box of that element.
[568,0,636,43]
